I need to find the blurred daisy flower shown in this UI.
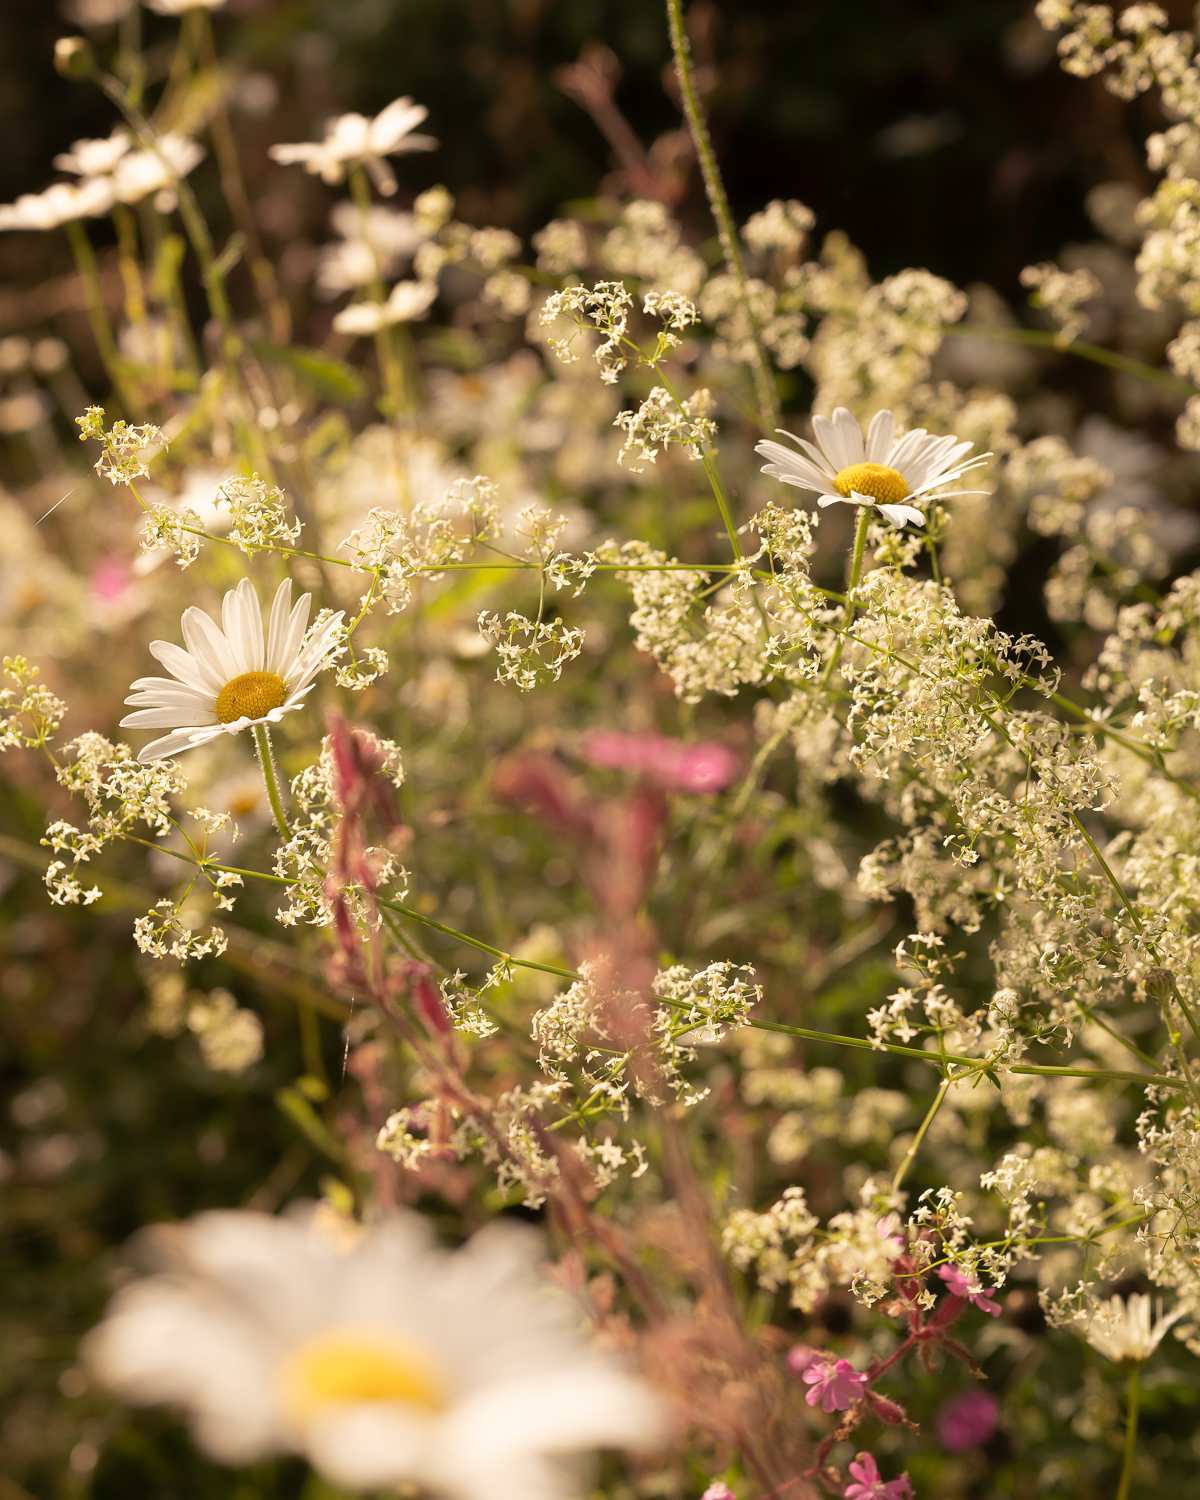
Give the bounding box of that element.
[52,126,133,180]
[120,578,344,762]
[83,1206,663,1498]
[269,97,437,196]
[756,407,989,530]
[1084,1292,1184,1364]
[332,279,438,336]
[0,178,114,231]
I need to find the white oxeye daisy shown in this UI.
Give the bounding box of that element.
[83,1206,663,1500]
[120,578,344,763]
[269,97,437,197]
[1084,1292,1184,1364]
[755,406,990,530]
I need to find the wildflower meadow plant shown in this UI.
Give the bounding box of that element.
[7,2,1200,1497]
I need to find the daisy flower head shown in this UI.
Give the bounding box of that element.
[332,279,439,336]
[755,407,990,530]
[83,1206,663,1499]
[1084,1292,1184,1364]
[269,97,437,196]
[120,578,344,763]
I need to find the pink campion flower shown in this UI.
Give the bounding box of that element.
[802,1357,868,1412]
[701,1484,736,1500]
[581,730,739,792]
[844,1452,914,1500]
[784,1343,821,1376]
[937,1388,1000,1452]
[90,555,132,604]
[937,1263,1002,1316]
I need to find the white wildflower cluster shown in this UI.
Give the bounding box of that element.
[599,200,706,298]
[477,611,584,690]
[532,217,589,275]
[0,656,67,751]
[742,1057,910,1167]
[743,198,815,258]
[186,987,265,1074]
[76,407,167,486]
[699,269,809,371]
[42,732,186,906]
[134,899,228,962]
[340,475,500,613]
[723,1179,908,1312]
[540,280,633,382]
[614,385,715,472]
[213,474,302,555]
[1019,261,1103,346]
[138,501,202,568]
[793,244,967,413]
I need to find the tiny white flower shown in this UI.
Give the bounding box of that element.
[0,178,114,231]
[120,578,344,763]
[1084,1293,1184,1364]
[333,279,438,336]
[83,1207,663,1500]
[755,406,989,530]
[269,97,437,197]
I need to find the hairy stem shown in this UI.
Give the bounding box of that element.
[1116,1363,1140,1500]
[253,724,293,841]
[665,0,778,431]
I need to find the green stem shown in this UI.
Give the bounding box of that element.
[665,0,778,432]
[944,323,1195,397]
[349,165,406,417]
[1116,1363,1140,1500]
[819,505,872,689]
[253,724,292,841]
[64,218,128,407]
[893,1076,950,1190]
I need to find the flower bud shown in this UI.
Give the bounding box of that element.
[1143,967,1177,1005]
[54,36,95,80]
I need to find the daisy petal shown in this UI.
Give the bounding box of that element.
[223,578,265,675]
[864,409,896,463]
[812,408,864,470]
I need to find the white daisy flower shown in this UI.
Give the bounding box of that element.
[83,1207,663,1500]
[755,406,989,529]
[53,126,134,181]
[120,578,344,763]
[111,132,205,210]
[0,177,114,232]
[332,279,438,336]
[269,97,437,197]
[1084,1293,1184,1364]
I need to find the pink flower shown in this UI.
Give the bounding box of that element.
[802,1357,868,1412]
[701,1485,736,1500]
[937,1263,1002,1316]
[844,1452,914,1500]
[581,730,739,792]
[89,555,132,603]
[784,1343,821,1376]
[937,1387,1000,1452]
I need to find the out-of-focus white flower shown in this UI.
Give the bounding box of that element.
[315,201,426,296]
[756,406,989,530]
[333,279,438,335]
[0,178,114,231]
[112,133,205,210]
[1084,1293,1184,1364]
[120,578,344,762]
[53,127,133,180]
[83,1207,663,1499]
[269,97,437,196]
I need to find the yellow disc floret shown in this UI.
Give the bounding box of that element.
[214,671,287,724]
[279,1328,448,1423]
[833,462,909,505]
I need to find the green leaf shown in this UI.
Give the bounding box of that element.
[250,340,366,404]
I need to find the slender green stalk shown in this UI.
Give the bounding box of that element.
[665,0,778,432]
[64,218,128,407]
[819,505,873,689]
[253,725,292,841]
[944,323,1195,397]
[1116,1363,1140,1500]
[893,1077,950,1190]
[349,166,406,417]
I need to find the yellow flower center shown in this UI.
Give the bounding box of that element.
[279,1328,448,1424]
[833,462,909,505]
[214,671,287,724]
